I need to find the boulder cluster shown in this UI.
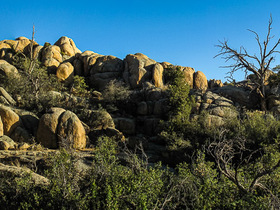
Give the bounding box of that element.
[0,35,279,154]
[0,36,209,91]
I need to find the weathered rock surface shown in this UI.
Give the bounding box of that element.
[54,36,81,57]
[36,108,65,148]
[57,111,86,149]
[182,67,195,88]
[0,59,18,76]
[41,45,62,71]
[194,71,208,91]
[81,109,115,130]
[37,108,86,149]
[123,53,157,88]
[0,105,21,136]
[152,63,164,88]
[208,79,223,89]
[56,62,74,84]
[212,86,260,109]
[0,135,17,150]
[89,55,124,90]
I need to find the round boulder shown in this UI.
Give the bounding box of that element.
[194,71,208,91]
[57,111,86,149]
[0,105,21,136]
[37,108,86,149]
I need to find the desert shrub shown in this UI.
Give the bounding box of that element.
[1,53,63,113]
[70,75,90,97]
[159,66,201,158]
[102,79,131,103]
[84,136,170,209]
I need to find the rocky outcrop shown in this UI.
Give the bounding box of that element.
[81,109,115,130]
[89,55,124,90]
[114,118,135,135]
[0,59,18,76]
[152,63,164,88]
[0,135,17,150]
[0,105,21,136]
[57,111,86,149]
[212,85,260,109]
[182,67,195,88]
[56,62,74,84]
[123,53,157,88]
[74,51,102,76]
[54,36,81,57]
[0,42,13,61]
[208,79,223,89]
[37,107,86,149]
[194,71,208,91]
[41,45,62,72]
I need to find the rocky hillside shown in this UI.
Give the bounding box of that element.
[0,35,279,164]
[2,36,280,209]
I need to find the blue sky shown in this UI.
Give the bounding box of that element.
[1,0,280,82]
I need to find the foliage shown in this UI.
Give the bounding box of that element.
[1,53,63,113]
[71,75,89,97]
[102,79,131,103]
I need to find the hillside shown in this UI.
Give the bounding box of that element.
[0,36,280,209]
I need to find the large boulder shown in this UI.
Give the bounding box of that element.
[123,53,157,89]
[57,111,86,149]
[41,45,63,72]
[152,63,164,88]
[0,59,18,76]
[91,55,123,74]
[81,109,115,130]
[36,107,65,149]
[89,55,124,89]
[14,37,33,52]
[194,71,208,91]
[0,42,13,60]
[56,62,74,84]
[75,51,102,76]
[54,36,81,57]
[182,67,195,88]
[0,105,21,136]
[37,108,86,149]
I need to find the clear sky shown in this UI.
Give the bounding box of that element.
[1,0,280,82]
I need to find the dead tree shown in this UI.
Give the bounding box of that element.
[208,129,280,208]
[216,16,280,111]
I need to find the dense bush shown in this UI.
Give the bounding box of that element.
[0,132,280,209]
[1,53,63,113]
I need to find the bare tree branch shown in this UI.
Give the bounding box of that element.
[215,16,280,111]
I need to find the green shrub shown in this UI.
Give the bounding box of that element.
[102,79,131,103]
[1,53,63,113]
[71,75,89,97]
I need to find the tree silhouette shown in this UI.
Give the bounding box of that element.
[216,16,280,111]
